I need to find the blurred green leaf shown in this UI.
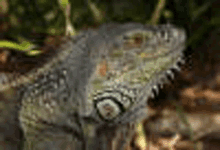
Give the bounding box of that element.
[58,0,69,10]
[211,16,220,26]
[163,9,173,19]
[0,0,8,14]
[187,22,210,47]
[0,40,28,51]
[192,2,211,21]
[58,0,75,35]
[26,50,43,56]
[88,0,104,23]
[0,41,42,56]
[149,0,166,25]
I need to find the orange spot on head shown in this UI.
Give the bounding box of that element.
[98,60,107,77]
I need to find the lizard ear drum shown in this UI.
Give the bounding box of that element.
[95,99,122,121]
[93,87,134,122]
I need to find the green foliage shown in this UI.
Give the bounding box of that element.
[0,0,219,56]
[0,40,42,56]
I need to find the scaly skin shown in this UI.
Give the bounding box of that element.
[0,23,186,150]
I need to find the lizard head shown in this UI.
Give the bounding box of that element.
[88,23,186,124]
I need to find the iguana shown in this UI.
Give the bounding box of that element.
[0,22,186,150]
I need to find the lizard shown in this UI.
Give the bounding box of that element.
[0,22,186,150]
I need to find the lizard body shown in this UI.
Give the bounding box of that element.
[0,23,186,149]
